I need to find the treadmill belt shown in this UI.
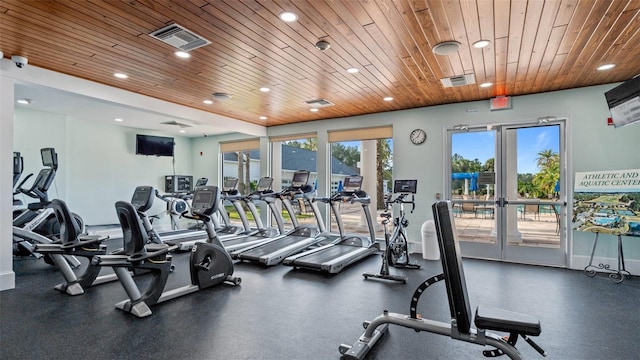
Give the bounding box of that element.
[238,236,309,258]
[293,245,359,267]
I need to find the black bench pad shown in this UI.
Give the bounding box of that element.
[475,305,541,336]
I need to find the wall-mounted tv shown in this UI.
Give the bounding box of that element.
[136,134,174,157]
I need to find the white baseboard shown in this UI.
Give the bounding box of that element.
[0,270,15,291]
[571,255,639,276]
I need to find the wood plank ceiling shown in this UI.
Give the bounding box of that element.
[1,0,639,127]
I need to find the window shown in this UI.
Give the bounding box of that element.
[220,139,260,227]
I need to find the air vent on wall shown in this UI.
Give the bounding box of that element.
[150,24,211,52]
[440,74,476,88]
[161,120,194,128]
[304,98,334,108]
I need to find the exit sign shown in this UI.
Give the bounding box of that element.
[490,96,512,111]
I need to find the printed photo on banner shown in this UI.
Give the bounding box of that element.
[572,169,640,237]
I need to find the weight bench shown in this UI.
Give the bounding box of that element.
[339,201,546,359]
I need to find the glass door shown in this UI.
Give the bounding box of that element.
[447,121,567,267]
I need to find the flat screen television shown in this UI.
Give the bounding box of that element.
[136,134,174,157]
[605,76,640,128]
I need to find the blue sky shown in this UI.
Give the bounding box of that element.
[452,125,560,174]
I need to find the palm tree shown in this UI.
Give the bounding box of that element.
[376,139,392,209]
[532,150,560,198]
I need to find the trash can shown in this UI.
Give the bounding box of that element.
[421,220,439,260]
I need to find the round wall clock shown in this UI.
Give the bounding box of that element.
[410,128,427,145]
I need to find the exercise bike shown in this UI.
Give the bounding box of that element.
[92,185,241,318]
[363,179,420,284]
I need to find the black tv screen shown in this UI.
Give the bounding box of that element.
[136,134,174,157]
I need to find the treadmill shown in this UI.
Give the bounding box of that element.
[219,177,289,252]
[282,175,379,273]
[211,177,252,238]
[230,170,327,266]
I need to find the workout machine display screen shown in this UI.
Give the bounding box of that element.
[342,176,363,193]
[291,171,310,188]
[192,187,217,215]
[41,148,57,168]
[13,152,22,175]
[394,179,417,194]
[256,177,273,191]
[131,186,153,210]
[223,178,238,192]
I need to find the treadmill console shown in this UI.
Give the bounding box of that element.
[290,170,310,189]
[195,177,208,187]
[223,177,239,193]
[131,186,154,212]
[191,186,220,216]
[256,177,273,192]
[342,176,363,194]
[394,179,417,194]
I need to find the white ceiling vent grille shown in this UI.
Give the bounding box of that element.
[304,99,334,108]
[150,24,211,52]
[161,120,194,128]
[440,74,476,88]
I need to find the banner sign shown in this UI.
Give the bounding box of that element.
[573,169,640,237]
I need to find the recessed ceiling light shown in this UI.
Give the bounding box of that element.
[179,130,186,133]
[259,87,270,92]
[175,51,191,59]
[310,108,319,112]
[203,99,213,104]
[347,67,359,74]
[480,82,493,88]
[114,118,123,122]
[473,40,491,48]
[383,96,394,101]
[432,41,461,55]
[16,98,32,104]
[597,64,616,71]
[114,73,128,79]
[259,116,268,120]
[279,11,297,22]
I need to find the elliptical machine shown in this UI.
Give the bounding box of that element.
[92,185,241,318]
[363,179,421,284]
[13,148,84,261]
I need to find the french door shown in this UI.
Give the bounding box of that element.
[447,120,567,267]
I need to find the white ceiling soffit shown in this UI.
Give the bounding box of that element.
[13,83,224,137]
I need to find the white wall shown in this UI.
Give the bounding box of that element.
[13,109,194,225]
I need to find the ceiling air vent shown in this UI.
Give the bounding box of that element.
[304,98,334,108]
[161,120,194,128]
[212,92,232,100]
[440,74,476,88]
[150,24,211,52]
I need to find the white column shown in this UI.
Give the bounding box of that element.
[0,73,16,290]
[361,140,377,221]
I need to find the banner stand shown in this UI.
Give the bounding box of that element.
[583,231,632,283]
